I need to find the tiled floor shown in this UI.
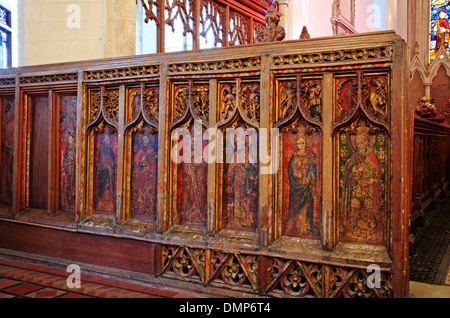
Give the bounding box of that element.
[0,258,199,298]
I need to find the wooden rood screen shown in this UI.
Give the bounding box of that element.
[0,31,412,298]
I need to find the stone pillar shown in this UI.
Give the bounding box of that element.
[386,0,408,43]
[105,0,136,58]
[276,0,290,36]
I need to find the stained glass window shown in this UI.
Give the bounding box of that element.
[430,0,450,62]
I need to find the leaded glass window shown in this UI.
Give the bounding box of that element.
[430,0,450,62]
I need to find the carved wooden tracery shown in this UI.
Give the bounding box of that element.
[138,0,273,52]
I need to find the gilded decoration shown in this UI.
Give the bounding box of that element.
[191,84,210,123]
[336,72,389,126]
[361,76,388,122]
[142,87,160,126]
[89,90,102,123]
[219,83,237,122]
[239,82,261,125]
[103,90,120,126]
[276,77,323,124]
[338,117,387,243]
[278,80,297,121]
[168,57,261,73]
[173,85,189,122]
[272,47,393,67]
[300,79,323,122]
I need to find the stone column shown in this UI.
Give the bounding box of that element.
[105,0,136,58]
[386,0,409,43]
[276,0,290,38]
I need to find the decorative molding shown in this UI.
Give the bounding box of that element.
[159,244,393,298]
[83,65,160,81]
[272,46,393,67]
[0,77,15,86]
[20,73,78,85]
[168,57,261,73]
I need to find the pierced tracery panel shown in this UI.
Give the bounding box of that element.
[208,251,258,292]
[200,0,226,49]
[266,258,323,298]
[161,245,207,283]
[229,10,251,46]
[165,0,195,51]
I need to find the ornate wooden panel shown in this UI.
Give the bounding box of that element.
[124,84,159,224]
[0,97,14,206]
[170,81,210,231]
[59,95,77,213]
[275,77,323,240]
[86,87,120,220]
[0,31,413,298]
[29,96,50,210]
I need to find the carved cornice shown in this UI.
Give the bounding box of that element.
[20,73,78,85]
[0,77,15,86]
[168,57,261,73]
[83,65,160,81]
[272,46,393,67]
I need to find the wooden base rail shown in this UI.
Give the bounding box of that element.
[0,31,412,297]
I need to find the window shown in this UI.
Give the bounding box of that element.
[430,0,450,62]
[0,4,11,68]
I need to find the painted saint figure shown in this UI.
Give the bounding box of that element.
[179,141,208,225]
[342,133,382,241]
[287,133,318,235]
[224,136,259,231]
[96,132,117,214]
[61,132,76,211]
[132,132,158,220]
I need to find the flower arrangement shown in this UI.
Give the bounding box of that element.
[416,97,437,118]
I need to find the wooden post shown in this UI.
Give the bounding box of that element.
[322,72,337,251]
[391,39,412,298]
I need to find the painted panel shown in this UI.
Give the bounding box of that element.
[131,126,158,222]
[94,128,118,216]
[175,122,208,227]
[222,120,259,232]
[0,97,14,205]
[337,116,388,244]
[60,95,77,212]
[281,118,322,238]
[30,96,49,210]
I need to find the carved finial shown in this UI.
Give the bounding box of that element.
[300,26,310,39]
[256,3,286,43]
